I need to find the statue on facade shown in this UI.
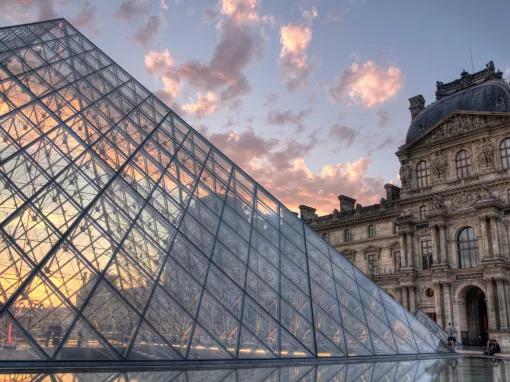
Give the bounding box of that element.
[432,194,446,212]
[399,164,412,187]
[476,137,495,168]
[431,150,447,179]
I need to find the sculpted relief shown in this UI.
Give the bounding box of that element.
[399,164,412,187]
[431,150,447,179]
[476,137,495,168]
[425,114,507,145]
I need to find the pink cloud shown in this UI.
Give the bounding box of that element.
[115,0,148,20]
[182,92,218,118]
[330,60,403,107]
[279,24,312,91]
[145,0,264,113]
[205,127,386,215]
[70,1,98,34]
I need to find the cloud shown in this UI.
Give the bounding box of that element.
[330,60,403,107]
[182,92,218,118]
[263,93,278,107]
[70,1,98,34]
[328,123,358,146]
[266,108,312,131]
[220,0,259,23]
[134,15,161,47]
[376,109,390,127]
[279,24,312,91]
[115,0,148,20]
[302,5,318,22]
[504,67,510,82]
[0,0,56,22]
[204,127,385,215]
[146,0,264,112]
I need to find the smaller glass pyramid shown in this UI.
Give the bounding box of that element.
[0,18,445,363]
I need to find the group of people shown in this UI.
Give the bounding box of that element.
[446,322,501,356]
[484,339,501,356]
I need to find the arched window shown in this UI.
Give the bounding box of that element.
[500,138,510,170]
[455,150,472,178]
[344,228,352,243]
[416,160,431,188]
[458,227,480,268]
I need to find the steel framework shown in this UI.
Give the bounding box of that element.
[0,18,445,363]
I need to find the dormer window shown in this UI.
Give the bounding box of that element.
[455,150,472,179]
[416,160,431,188]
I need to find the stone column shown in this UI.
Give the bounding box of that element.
[431,225,440,264]
[409,286,416,313]
[496,279,509,330]
[399,233,407,268]
[434,283,444,327]
[491,217,502,258]
[442,282,452,325]
[485,278,498,331]
[439,225,448,265]
[480,216,492,259]
[406,232,415,269]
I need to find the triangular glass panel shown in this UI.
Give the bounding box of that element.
[9,274,76,358]
[54,317,118,360]
[127,320,181,361]
[81,280,141,357]
[237,326,275,359]
[0,18,444,364]
[279,328,312,358]
[187,323,233,360]
[0,311,43,360]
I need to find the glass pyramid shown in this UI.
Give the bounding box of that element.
[0,18,444,363]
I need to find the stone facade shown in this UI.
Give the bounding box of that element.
[302,63,510,349]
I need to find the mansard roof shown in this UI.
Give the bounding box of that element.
[406,62,510,145]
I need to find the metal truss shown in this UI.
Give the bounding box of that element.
[0,18,446,363]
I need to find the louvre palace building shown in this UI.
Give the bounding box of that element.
[302,61,510,349]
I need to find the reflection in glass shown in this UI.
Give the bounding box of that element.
[0,19,445,363]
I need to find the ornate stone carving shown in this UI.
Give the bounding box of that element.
[451,190,477,210]
[430,150,447,179]
[476,137,495,168]
[450,186,502,210]
[477,185,499,202]
[425,114,507,145]
[399,165,412,187]
[432,194,447,212]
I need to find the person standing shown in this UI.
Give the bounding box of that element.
[446,322,457,351]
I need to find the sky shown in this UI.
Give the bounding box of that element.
[2,0,510,215]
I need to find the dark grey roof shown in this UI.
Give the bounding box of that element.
[406,79,510,144]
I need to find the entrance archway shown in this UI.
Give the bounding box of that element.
[463,286,488,346]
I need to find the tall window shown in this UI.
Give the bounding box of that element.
[419,205,427,220]
[322,233,329,243]
[344,228,352,243]
[421,240,433,270]
[368,224,376,239]
[500,138,510,170]
[458,227,480,268]
[416,160,431,188]
[367,254,378,277]
[455,150,472,178]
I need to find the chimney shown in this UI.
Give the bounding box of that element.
[408,95,425,120]
[299,205,317,222]
[338,195,356,212]
[384,183,401,201]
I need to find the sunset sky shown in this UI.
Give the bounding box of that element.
[2,0,510,215]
